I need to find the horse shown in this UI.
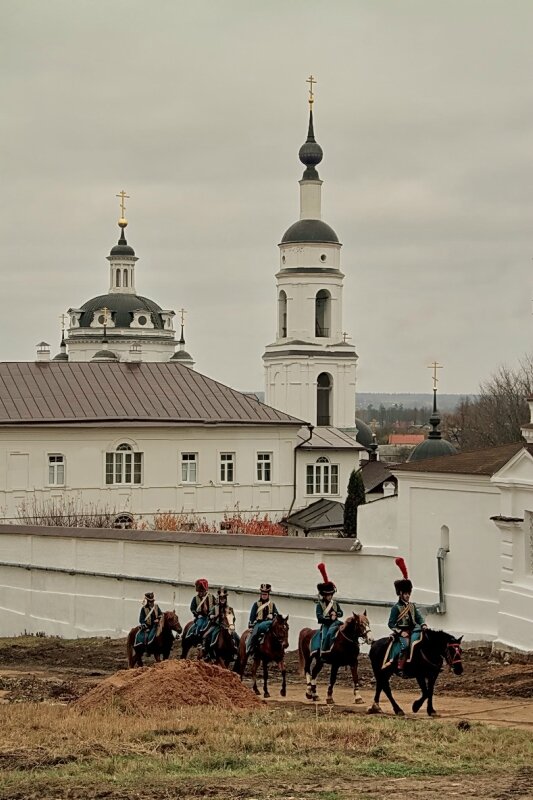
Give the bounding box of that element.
[203,608,241,670]
[298,611,373,705]
[126,610,182,668]
[367,628,463,717]
[180,618,206,660]
[239,614,289,698]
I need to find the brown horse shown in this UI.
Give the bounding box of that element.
[239,614,289,698]
[127,610,182,668]
[298,611,373,704]
[203,608,240,669]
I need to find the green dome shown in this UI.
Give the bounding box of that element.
[408,438,457,462]
[355,418,373,449]
[78,293,165,329]
[281,219,339,245]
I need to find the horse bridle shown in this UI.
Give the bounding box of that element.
[270,619,289,647]
[445,642,462,668]
[340,616,372,645]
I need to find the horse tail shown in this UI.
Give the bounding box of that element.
[298,627,313,675]
[126,627,137,668]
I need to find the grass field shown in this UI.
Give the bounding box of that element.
[1,702,532,800]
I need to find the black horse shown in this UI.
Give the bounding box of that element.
[367,628,463,717]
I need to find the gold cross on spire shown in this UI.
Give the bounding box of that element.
[306,74,316,106]
[116,190,130,226]
[342,332,352,343]
[59,313,68,333]
[179,308,187,326]
[427,361,443,390]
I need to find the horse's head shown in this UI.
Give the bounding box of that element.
[165,610,183,639]
[221,608,236,631]
[271,614,290,649]
[444,634,463,675]
[343,611,373,645]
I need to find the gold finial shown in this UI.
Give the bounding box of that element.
[427,361,443,390]
[306,74,316,107]
[102,307,109,326]
[116,190,130,228]
[59,313,68,333]
[342,332,351,343]
[179,308,187,326]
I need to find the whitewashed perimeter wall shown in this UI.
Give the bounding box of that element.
[0,526,430,650]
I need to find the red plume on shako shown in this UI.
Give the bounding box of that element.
[394,557,413,595]
[316,562,337,595]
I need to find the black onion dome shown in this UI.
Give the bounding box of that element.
[408,438,457,462]
[281,219,339,244]
[170,350,193,361]
[78,293,165,329]
[299,109,323,180]
[109,228,135,257]
[355,418,374,449]
[92,349,119,361]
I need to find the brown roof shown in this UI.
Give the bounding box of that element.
[360,459,396,492]
[388,434,425,445]
[393,441,526,476]
[0,362,304,427]
[297,426,364,450]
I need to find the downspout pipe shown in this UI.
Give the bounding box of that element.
[287,423,314,521]
[436,546,448,614]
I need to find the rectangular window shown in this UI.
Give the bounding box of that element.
[105,451,142,485]
[256,452,272,482]
[48,454,65,486]
[181,452,198,483]
[306,461,339,495]
[220,452,235,483]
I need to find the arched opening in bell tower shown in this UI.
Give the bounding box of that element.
[278,290,287,338]
[317,372,332,426]
[315,290,331,337]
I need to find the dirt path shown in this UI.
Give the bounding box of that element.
[267,683,533,730]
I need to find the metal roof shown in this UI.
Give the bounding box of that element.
[0,362,305,427]
[285,498,345,531]
[394,441,525,476]
[296,426,364,450]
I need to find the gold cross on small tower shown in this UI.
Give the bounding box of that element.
[342,332,352,343]
[59,313,68,333]
[116,190,130,224]
[179,308,187,326]
[306,74,316,106]
[102,307,109,326]
[427,360,443,390]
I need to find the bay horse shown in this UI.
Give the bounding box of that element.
[239,614,289,698]
[180,618,204,660]
[203,608,241,670]
[127,610,182,668]
[367,628,463,716]
[298,611,373,705]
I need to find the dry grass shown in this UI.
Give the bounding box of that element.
[0,702,532,798]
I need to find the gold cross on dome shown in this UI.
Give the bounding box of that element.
[59,313,68,332]
[427,361,443,390]
[102,307,109,325]
[179,308,187,326]
[342,332,351,343]
[116,190,130,220]
[306,74,316,106]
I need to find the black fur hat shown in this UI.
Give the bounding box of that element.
[394,557,413,595]
[260,583,271,593]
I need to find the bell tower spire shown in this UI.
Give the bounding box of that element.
[262,79,357,433]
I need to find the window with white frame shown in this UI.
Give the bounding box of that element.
[220,452,235,483]
[257,452,272,482]
[106,443,142,485]
[48,454,65,486]
[181,452,198,483]
[306,456,339,495]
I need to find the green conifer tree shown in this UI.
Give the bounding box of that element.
[343,468,366,538]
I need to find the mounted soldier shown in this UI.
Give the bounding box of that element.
[134,592,162,651]
[385,557,427,675]
[315,562,343,655]
[187,578,216,642]
[246,583,279,655]
[202,586,240,661]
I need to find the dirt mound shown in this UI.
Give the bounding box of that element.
[75,659,263,712]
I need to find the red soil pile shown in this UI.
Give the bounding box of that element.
[75,659,263,712]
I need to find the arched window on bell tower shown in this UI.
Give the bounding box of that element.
[278,290,287,338]
[116,269,121,288]
[317,372,332,426]
[315,290,331,337]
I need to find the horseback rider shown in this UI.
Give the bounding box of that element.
[187,578,216,642]
[134,591,162,651]
[388,557,427,675]
[202,586,240,660]
[315,562,343,654]
[246,583,279,654]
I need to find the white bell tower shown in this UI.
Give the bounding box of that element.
[263,78,357,432]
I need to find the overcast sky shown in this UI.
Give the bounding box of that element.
[2,1,533,395]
